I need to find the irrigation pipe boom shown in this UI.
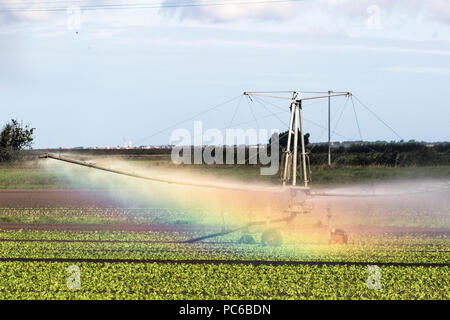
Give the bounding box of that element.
[38,153,299,244]
[38,153,259,192]
[39,153,448,198]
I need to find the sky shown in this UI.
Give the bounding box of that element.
[0,0,450,148]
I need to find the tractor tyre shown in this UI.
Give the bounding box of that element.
[238,234,256,245]
[261,229,283,246]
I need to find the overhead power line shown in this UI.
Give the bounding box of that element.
[0,0,304,13]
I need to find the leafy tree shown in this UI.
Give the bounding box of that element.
[0,119,35,162]
[270,129,310,150]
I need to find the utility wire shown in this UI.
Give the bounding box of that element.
[133,94,241,145]
[306,97,352,154]
[228,95,243,127]
[330,96,349,142]
[350,96,363,141]
[353,95,403,141]
[244,95,353,165]
[253,96,288,127]
[248,95,352,140]
[251,94,338,113]
[0,0,304,12]
[246,95,259,132]
[5,0,263,4]
[260,93,403,146]
[221,112,281,130]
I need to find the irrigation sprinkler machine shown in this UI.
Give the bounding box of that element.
[40,90,353,246]
[243,91,352,245]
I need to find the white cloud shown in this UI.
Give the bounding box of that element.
[160,0,296,22]
[161,0,450,25]
[0,0,54,22]
[154,0,450,41]
[1,0,450,42]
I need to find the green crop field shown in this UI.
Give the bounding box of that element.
[0,206,448,300]
[0,160,448,300]
[0,262,447,300]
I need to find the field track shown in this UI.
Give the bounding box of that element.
[0,222,448,236]
[0,190,121,207]
[0,257,447,267]
[0,238,448,255]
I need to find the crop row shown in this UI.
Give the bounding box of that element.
[0,229,448,245]
[0,262,447,300]
[0,230,186,242]
[0,238,447,264]
[0,207,207,225]
[2,205,448,228]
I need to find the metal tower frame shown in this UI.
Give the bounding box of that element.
[244,91,352,188]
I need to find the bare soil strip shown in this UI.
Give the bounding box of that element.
[0,239,448,253]
[0,190,122,207]
[0,257,447,267]
[0,223,448,235]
